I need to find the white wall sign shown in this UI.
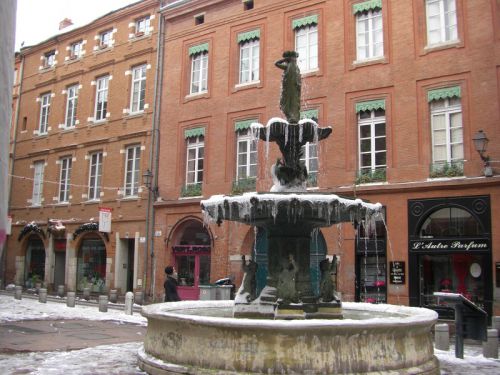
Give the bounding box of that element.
[99,207,112,233]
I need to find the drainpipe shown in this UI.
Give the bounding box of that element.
[1,51,25,285]
[145,3,166,302]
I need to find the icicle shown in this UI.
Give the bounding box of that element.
[284,122,289,146]
[271,202,278,224]
[299,122,303,143]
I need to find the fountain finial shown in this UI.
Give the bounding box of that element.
[275,51,301,124]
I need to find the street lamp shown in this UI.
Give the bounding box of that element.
[472,130,493,177]
[142,169,159,198]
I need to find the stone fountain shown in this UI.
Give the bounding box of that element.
[139,51,439,374]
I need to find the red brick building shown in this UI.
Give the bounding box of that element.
[153,0,500,316]
[4,0,160,296]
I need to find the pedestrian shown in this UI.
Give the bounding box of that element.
[164,266,181,302]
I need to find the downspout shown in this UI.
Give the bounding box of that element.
[2,52,25,285]
[146,3,166,301]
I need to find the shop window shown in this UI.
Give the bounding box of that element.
[419,207,482,238]
[77,238,106,292]
[25,237,45,288]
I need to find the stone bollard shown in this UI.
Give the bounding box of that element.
[57,285,65,298]
[434,323,450,351]
[83,287,91,300]
[109,289,118,304]
[124,292,134,315]
[134,291,144,305]
[493,316,500,337]
[483,329,499,359]
[38,288,47,303]
[14,285,22,300]
[99,295,108,312]
[67,292,76,307]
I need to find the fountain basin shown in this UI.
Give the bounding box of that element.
[139,301,439,374]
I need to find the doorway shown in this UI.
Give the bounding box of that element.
[53,239,66,288]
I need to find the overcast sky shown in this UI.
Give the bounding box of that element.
[15,0,140,51]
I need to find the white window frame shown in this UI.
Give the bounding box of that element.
[124,145,141,197]
[357,109,387,173]
[99,30,112,48]
[236,129,258,180]
[239,39,260,85]
[355,9,384,61]
[88,152,103,201]
[59,157,72,203]
[430,97,463,164]
[32,161,45,206]
[136,16,151,35]
[65,84,78,128]
[70,41,82,59]
[190,52,208,95]
[295,24,318,73]
[94,75,109,121]
[186,136,204,185]
[44,51,55,68]
[300,142,318,175]
[130,65,146,113]
[426,0,458,46]
[38,93,51,135]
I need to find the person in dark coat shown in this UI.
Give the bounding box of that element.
[164,266,181,302]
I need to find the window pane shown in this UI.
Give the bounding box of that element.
[360,139,371,152]
[451,144,463,160]
[433,129,447,145]
[360,125,371,138]
[375,152,386,166]
[375,137,386,151]
[361,154,372,167]
[432,114,446,130]
[374,122,386,136]
[433,145,447,161]
[450,127,462,143]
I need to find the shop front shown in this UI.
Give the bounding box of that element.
[408,195,492,318]
[25,235,46,288]
[76,235,107,292]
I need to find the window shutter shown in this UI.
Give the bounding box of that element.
[352,0,383,14]
[184,127,205,139]
[355,99,386,113]
[427,86,461,102]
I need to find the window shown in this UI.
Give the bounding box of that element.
[294,16,318,73]
[99,29,112,49]
[300,142,318,185]
[426,0,458,45]
[88,152,103,201]
[70,41,82,59]
[43,51,55,68]
[186,135,204,186]
[38,93,51,135]
[130,65,146,113]
[356,8,383,61]
[94,75,109,121]
[135,16,150,36]
[32,161,45,206]
[190,50,208,95]
[430,96,463,165]
[59,157,72,203]
[239,36,260,84]
[243,0,254,11]
[124,145,141,197]
[358,107,386,175]
[65,84,78,128]
[236,128,257,180]
[195,14,205,25]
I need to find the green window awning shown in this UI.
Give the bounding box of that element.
[300,109,319,120]
[353,0,382,14]
[238,30,260,44]
[189,43,209,56]
[292,14,318,30]
[184,127,205,139]
[427,86,461,102]
[355,99,386,113]
[235,119,257,131]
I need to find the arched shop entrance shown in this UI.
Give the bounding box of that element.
[25,235,46,288]
[171,219,211,300]
[76,235,107,292]
[253,227,327,296]
[409,195,492,318]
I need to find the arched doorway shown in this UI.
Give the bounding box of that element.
[171,219,211,300]
[76,235,106,292]
[25,235,45,288]
[409,196,492,317]
[253,227,327,297]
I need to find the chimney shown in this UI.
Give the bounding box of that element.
[59,18,73,30]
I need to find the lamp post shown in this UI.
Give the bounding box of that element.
[142,169,159,301]
[472,130,493,177]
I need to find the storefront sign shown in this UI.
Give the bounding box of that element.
[390,261,405,284]
[410,239,489,252]
[98,207,112,233]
